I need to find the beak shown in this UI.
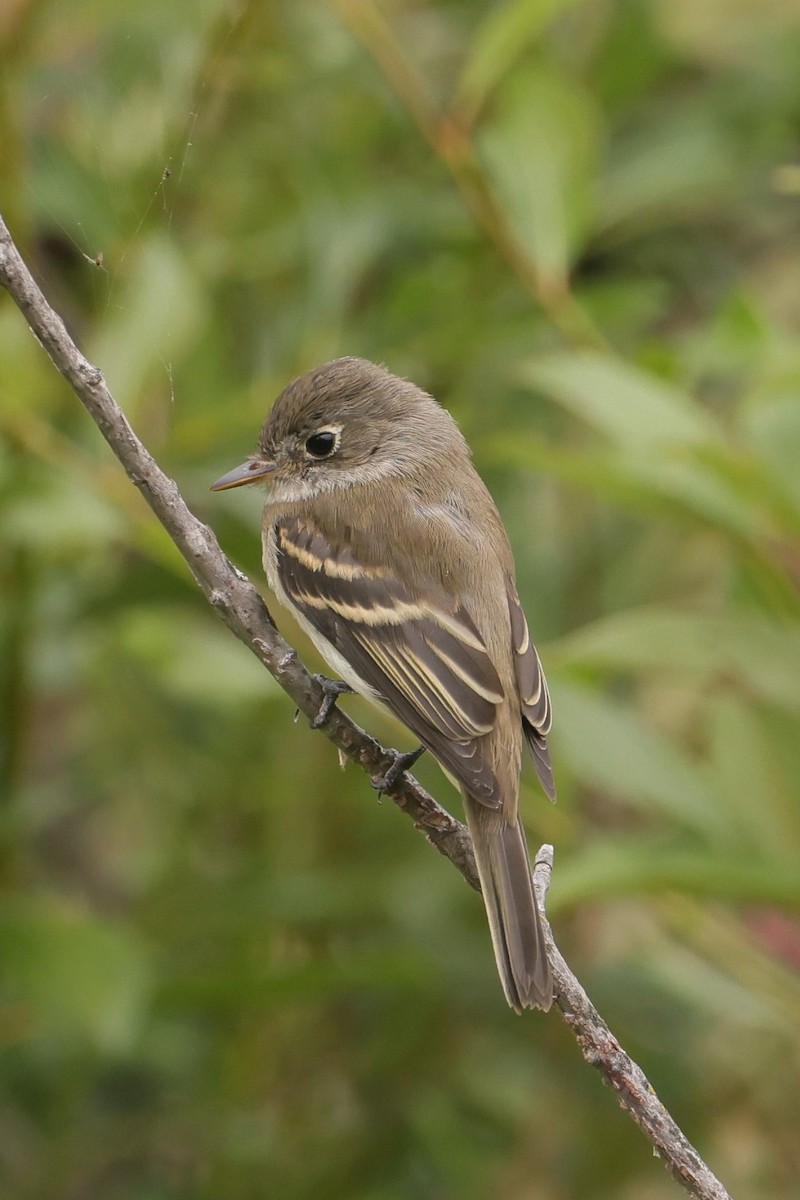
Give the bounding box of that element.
[210,458,277,491]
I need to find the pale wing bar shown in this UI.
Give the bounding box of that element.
[276,517,505,803]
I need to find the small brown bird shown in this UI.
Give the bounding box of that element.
[212,358,554,1011]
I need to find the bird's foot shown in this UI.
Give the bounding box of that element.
[371,746,426,797]
[308,675,354,728]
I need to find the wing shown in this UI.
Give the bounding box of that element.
[506,581,556,801]
[274,515,506,805]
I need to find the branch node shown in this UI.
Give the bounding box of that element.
[278,647,297,672]
[533,843,554,908]
[81,362,104,389]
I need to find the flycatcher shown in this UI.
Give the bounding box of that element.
[212,357,555,1012]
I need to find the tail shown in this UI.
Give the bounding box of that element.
[464,797,553,1013]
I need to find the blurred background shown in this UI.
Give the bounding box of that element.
[2,1,800,1197]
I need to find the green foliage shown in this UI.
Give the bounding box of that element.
[2,1,800,1197]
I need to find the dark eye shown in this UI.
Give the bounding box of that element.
[305,430,337,458]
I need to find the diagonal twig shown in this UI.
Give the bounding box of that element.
[0,214,731,1200]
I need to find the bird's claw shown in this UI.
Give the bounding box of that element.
[309,675,354,728]
[371,745,425,796]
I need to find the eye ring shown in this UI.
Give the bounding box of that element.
[305,428,340,459]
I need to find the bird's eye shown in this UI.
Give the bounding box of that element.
[305,430,338,459]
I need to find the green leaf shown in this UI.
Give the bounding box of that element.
[549,679,726,838]
[549,841,800,911]
[518,351,716,454]
[1,475,126,553]
[705,695,800,857]
[115,606,278,706]
[597,106,739,233]
[478,70,599,289]
[87,233,206,414]
[742,386,800,513]
[456,0,589,120]
[556,608,800,715]
[513,353,793,543]
[621,456,767,539]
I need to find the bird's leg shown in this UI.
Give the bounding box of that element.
[308,674,354,728]
[371,745,426,796]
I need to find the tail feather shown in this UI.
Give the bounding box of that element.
[465,798,552,1012]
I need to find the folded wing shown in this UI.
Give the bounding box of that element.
[275,516,506,804]
[506,581,556,801]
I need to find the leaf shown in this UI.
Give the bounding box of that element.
[742,387,800,513]
[456,0,589,121]
[597,106,739,234]
[486,430,767,544]
[549,841,800,912]
[478,70,599,290]
[621,455,768,539]
[115,606,278,706]
[86,233,206,414]
[1,475,126,552]
[556,608,800,715]
[549,679,725,838]
[704,695,800,857]
[518,351,716,454]
[513,353,795,544]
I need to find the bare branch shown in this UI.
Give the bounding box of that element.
[0,215,731,1200]
[533,848,732,1200]
[0,215,477,887]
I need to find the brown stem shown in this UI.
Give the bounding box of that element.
[335,0,608,351]
[534,848,732,1200]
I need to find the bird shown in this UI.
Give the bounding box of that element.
[211,357,555,1012]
